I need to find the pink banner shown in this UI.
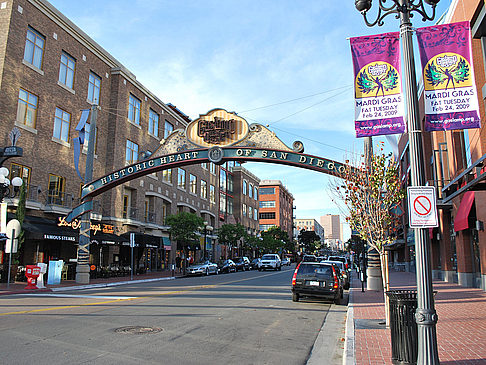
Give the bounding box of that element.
[350,32,406,138]
[416,21,481,131]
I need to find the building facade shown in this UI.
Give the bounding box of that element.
[0,0,224,279]
[394,0,486,291]
[258,180,294,239]
[319,214,342,250]
[294,218,325,244]
[232,165,260,236]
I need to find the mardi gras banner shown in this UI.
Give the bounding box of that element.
[350,32,406,138]
[416,21,481,131]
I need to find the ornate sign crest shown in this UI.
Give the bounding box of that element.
[186,109,249,147]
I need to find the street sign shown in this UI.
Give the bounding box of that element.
[407,186,438,228]
[130,232,135,248]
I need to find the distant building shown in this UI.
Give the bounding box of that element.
[258,180,294,239]
[233,166,260,237]
[294,218,325,244]
[320,214,342,251]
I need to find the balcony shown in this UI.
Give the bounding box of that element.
[123,206,138,221]
[145,211,156,224]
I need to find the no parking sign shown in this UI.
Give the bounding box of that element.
[407,186,438,228]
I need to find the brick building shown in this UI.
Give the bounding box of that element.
[0,0,223,278]
[258,180,294,239]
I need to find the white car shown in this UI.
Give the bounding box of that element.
[186,260,219,276]
[259,254,282,271]
[282,257,291,266]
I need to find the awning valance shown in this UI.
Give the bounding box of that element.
[454,191,475,232]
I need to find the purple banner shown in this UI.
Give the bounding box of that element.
[350,32,405,138]
[416,21,481,131]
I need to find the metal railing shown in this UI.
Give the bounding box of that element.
[145,211,156,223]
[122,206,138,220]
[46,190,73,208]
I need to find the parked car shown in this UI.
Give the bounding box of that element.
[327,256,351,271]
[250,258,262,270]
[282,257,291,266]
[302,254,318,262]
[321,260,350,289]
[260,254,281,271]
[233,257,250,271]
[186,260,218,276]
[217,259,236,274]
[291,262,343,304]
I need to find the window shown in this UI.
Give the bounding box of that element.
[249,183,253,198]
[190,174,197,194]
[87,72,101,104]
[122,194,129,219]
[48,174,65,205]
[149,109,159,137]
[128,94,141,125]
[260,224,275,231]
[201,163,208,170]
[243,204,247,216]
[228,196,233,215]
[125,140,139,164]
[10,163,31,186]
[254,187,258,200]
[162,169,172,183]
[210,184,215,204]
[227,174,233,193]
[220,169,227,191]
[209,163,216,175]
[53,108,71,142]
[260,187,275,195]
[243,180,247,195]
[201,180,207,199]
[249,206,252,218]
[259,212,276,219]
[24,27,45,69]
[17,89,38,128]
[164,120,174,138]
[259,201,276,208]
[220,194,226,213]
[58,52,76,89]
[178,168,186,189]
[254,208,258,220]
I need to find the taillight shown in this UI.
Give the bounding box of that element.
[345,263,349,270]
[292,263,301,286]
[332,266,339,289]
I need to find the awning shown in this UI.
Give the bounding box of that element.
[162,237,172,250]
[21,216,78,242]
[384,239,405,251]
[90,231,122,245]
[454,191,475,232]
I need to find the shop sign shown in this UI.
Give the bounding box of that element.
[57,216,114,235]
[44,234,76,241]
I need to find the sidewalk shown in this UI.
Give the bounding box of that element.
[346,269,486,364]
[0,270,181,295]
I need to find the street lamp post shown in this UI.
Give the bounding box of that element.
[355,0,440,364]
[202,221,213,260]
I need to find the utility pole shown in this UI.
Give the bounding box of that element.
[76,104,99,284]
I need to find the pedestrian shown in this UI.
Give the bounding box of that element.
[175,256,181,273]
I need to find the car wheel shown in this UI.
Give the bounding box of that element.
[292,293,299,302]
[344,283,350,290]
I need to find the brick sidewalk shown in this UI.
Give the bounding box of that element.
[351,269,486,364]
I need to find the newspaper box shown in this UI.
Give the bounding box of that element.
[25,265,41,290]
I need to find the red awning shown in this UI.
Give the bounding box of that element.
[454,191,475,232]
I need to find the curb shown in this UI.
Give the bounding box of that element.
[343,287,355,365]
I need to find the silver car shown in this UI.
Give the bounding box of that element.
[186,260,219,276]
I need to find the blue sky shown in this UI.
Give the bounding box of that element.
[49,0,453,240]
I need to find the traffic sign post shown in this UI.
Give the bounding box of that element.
[407,186,438,228]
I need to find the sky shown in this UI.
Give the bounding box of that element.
[48,0,453,241]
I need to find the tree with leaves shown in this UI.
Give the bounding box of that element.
[298,229,321,254]
[331,143,404,325]
[217,223,246,257]
[166,212,204,274]
[259,226,290,254]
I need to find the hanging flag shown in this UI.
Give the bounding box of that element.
[416,21,481,131]
[350,32,406,138]
[73,109,90,181]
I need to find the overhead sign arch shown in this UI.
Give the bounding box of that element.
[69,108,352,221]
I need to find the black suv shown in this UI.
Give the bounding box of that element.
[233,257,250,271]
[291,262,343,304]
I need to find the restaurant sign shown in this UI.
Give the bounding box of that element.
[58,216,115,235]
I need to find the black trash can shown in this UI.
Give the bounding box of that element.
[386,290,418,365]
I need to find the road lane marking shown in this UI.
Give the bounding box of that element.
[21,293,138,299]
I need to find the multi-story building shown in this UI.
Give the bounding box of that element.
[294,218,325,244]
[393,1,486,291]
[233,165,260,236]
[0,0,222,277]
[319,214,341,250]
[258,180,294,239]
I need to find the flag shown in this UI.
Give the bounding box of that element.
[416,21,481,131]
[73,109,90,180]
[350,32,406,138]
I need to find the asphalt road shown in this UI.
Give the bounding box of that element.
[0,265,347,365]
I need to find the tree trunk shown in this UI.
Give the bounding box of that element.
[379,251,390,327]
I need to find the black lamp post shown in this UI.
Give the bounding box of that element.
[203,221,213,261]
[0,167,23,202]
[355,0,440,364]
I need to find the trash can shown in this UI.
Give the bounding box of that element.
[386,290,418,365]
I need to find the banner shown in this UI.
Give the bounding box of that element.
[350,32,406,138]
[416,21,481,131]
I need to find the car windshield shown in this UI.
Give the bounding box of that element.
[298,264,333,276]
[261,255,275,260]
[324,261,344,269]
